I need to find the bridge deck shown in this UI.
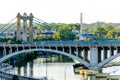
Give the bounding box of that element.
[1,41,120,47]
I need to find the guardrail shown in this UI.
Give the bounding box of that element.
[0,70,47,80]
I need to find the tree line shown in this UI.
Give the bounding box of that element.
[0,21,120,43]
[34,22,120,41]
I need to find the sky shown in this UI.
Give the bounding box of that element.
[0,0,120,24]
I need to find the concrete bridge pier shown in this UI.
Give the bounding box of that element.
[78,47,83,58]
[103,47,108,60]
[89,47,99,70]
[98,47,102,63]
[84,47,90,62]
[82,48,85,60]
[115,46,118,55]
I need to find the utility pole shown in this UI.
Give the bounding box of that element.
[79,12,83,40]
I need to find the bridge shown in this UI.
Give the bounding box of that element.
[0,41,120,70]
[0,13,120,79]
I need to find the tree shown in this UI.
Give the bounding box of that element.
[12,75,19,80]
[102,24,114,31]
[53,29,76,41]
[52,32,60,40]
[92,26,106,37]
[82,27,89,32]
[58,24,72,31]
[7,39,12,44]
[105,29,116,38]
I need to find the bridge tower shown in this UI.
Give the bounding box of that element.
[16,13,21,41]
[28,13,34,42]
[16,13,34,42]
[21,13,28,42]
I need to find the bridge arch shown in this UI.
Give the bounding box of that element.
[98,53,120,68]
[0,48,89,68]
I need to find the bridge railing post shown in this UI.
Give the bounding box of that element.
[62,45,65,52]
[82,48,85,60]
[35,45,38,49]
[109,47,112,57]
[10,46,12,54]
[116,46,118,54]
[102,47,105,60]
[69,45,71,54]
[16,44,18,52]
[3,44,6,56]
[76,45,78,57]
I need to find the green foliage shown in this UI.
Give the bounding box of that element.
[16,40,22,44]
[52,32,60,40]
[53,29,76,41]
[7,39,12,44]
[1,21,120,41]
[92,26,105,37]
[15,52,36,67]
[91,23,120,40]
[12,75,19,80]
[26,51,36,61]
[29,22,120,41]
[58,24,72,31]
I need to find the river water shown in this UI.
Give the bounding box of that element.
[4,57,120,80]
[103,66,120,75]
[10,58,80,80]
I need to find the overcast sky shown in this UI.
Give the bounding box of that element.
[0,0,120,23]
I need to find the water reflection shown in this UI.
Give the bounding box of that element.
[103,66,120,75]
[6,56,120,80]
[12,58,80,80]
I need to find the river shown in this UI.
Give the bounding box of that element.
[10,58,80,80]
[4,57,120,80]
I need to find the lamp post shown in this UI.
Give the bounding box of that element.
[64,66,71,80]
[64,67,66,80]
[45,52,48,80]
[109,73,111,80]
[90,72,92,80]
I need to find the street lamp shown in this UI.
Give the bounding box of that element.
[45,52,48,80]
[109,73,111,80]
[64,66,71,80]
[64,67,66,80]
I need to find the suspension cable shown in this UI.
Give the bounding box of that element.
[34,17,48,23]
[0,17,16,30]
[4,23,16,33]
[0,21,16,32]
[33,21,43,26]
[33,20,49,28]
[0,22,16,34]
[33,18,50,27]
